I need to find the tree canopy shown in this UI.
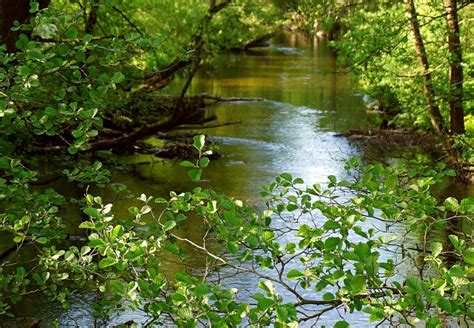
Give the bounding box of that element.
[0,0,473,327]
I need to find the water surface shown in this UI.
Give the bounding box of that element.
[4,33,471,327]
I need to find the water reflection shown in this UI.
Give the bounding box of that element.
[4,32,470,326]
[115,32,373,326]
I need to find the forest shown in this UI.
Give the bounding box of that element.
[0,0,473,326]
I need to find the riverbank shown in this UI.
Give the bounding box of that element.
[2,32,472,327]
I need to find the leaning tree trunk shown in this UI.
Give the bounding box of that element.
[445,0,465,134]
[404,0,446,135]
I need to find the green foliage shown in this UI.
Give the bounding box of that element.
[179,134,212,181]
[1,1,473,326]
[2,149,473,325]
[0,0,279,158]
[335,1,473,133]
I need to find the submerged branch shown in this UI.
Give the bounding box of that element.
[198,93,266,102]
[174,120,242,130]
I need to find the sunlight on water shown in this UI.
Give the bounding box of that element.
[9,32,461,327]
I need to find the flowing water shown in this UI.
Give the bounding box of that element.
[3,33,472,327]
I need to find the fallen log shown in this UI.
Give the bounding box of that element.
[30,92,260,154]
[32,114,178,153]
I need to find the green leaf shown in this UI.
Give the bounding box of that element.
[65,27,78,39]
[68,146,79,155]
[258,280,274,294]
[165,243,181,255]
[29,1,39,13]
[280,173,292,181]
[128,281,138,301]
[99,257,116,269]
[111,26,120,36]
[194,284,211,296]
[180,160,196,168]
[431,242,442,257]
[187,168,201,182]
[19,66,31,76]
[36,237,48,244]
[287,204,298,212]
[227,241,239,254]
[111,72,125,83]
[334,320,349,328]
[111,225,123,238]
[406,276,422,293]
[163,220,176,232]
[448,234,460,249]
[354,243,370,262]
[246,235,259,248]
[323,220,340,230]
[325,237,340,251]
[72,129,83,138]
[124,247,145,260]
[285,243,296,254]
[84,207,101,218]
[293,177,304,184]
[385,175,398,189]
[193,135,205,151]
[322,292,335,301]
[348,275,366,294]
[109,280,126,294]
[426,317,441,328]
[448,265,465,277]
[199,157,210,168]
[276,306,288,321]
[464,248,474,265]
[444,197,459,211]
[438,298,452,313]
[253,293,274,310]
[287,269,305,281]
[79,221,95,229]
[86,130,98,138]
[459,198,474,214]
[224,211,241,226]
[175,272,194,283]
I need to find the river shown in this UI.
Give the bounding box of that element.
[4,32,473,327]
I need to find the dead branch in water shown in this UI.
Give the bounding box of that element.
[174,120,242,130]
[199,93,266,102]
[29,89,263,155]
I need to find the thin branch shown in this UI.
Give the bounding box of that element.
[174,120,242,130]
[112,5,143,35]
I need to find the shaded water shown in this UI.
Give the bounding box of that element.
[3,33,472,326]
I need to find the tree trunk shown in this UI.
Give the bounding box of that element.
[445,0,465,134]
[85,0,99,34]
[403,0,446,134]
[0,0,51,52]
[0,0,30,52]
